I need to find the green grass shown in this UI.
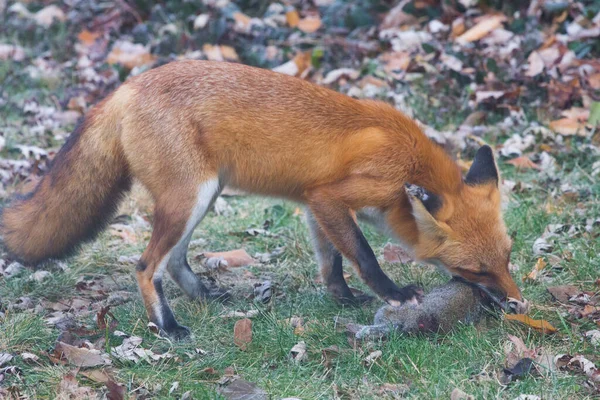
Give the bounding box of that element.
[1,3,599,399]
[1,189,599,398]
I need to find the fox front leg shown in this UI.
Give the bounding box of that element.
[306,175,422,306]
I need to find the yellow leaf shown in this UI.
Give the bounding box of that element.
[456,15,506,43]
[77,30,100,46]
[549,118,585,136]
[522,258,546,282]
[505,314,557,334]
[233,12,252,30]
[286,10,300,27]
[298,16,321,33]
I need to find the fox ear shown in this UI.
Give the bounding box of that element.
[405,184,447,239]
[405,184,442,216]
[465,145,499,186]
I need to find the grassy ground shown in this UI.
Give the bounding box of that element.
[1,177,599,398]
[1,1,600,399]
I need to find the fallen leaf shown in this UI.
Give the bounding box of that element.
[290,341,307,362]
[0,44,25,61]
[507,156,541,171]
[586,330,600,346]
[55,342,111,367]
[193,14,210,30]
[222,310,259,319]
[298,16,321,33]
[383,243,413,264]
[272,51,312,77]
[547,285,580,303]
[505,314,557,334]
[505,334,538,368]
[549,118,585,136]
[581,305,600,318]
[218,378,268,400]
[561,107,589,122]
[21,352,39,363]
[34,5,66,27]
[203,249,255,268]
[285,10,300,27]
[0,353,13,367]
[456,15,506,43]
[363,350,382,366]
[522,258,546,282]
[106,40,155,70]
[321,345,340,368]
[451,388,474,400]
[56,373,98,399]
[109,223,137,244]
[78,30,101,46]
[525,51,544,77]
[475,90,505,103]
[233,318,252,351]
[322,68,360,85]
[232,12,252,31]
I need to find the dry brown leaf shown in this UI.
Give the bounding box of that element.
[383,243,413,264]
[451,388,474,400]
[456,15,506,43]
[381,51,411,78]
[204,248,255,268]
[272,51,312,77]
[285,10,300,27]
[106,41,155,69]
[588,73,600,90]
[363,350,382,366]
[78,30,100,46]
[538,47,560,67]
[505,314,557,334]
[55,342,111,367]
[233,12,252,30]
[549,118,585,136]
[507,156,541,171]
[56,373,98,400]
[0,44,25,61]
[290,341,307,362]
[109,223,137,244]
[523,258,546,282]
[475,90,504,103]
[560,107,589,122]
[581,305,600,318]
[34,5,66,27]
[218,378,268,400]
[525,51,544,77]
[220,45,239,61]
[547,285,580,303]
[298,16,321,33]
[202,44,239,62]
[233,318,252,351]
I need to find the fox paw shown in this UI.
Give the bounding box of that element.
[384,284,424,307]
[160,324,192,341]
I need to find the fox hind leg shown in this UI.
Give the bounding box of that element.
[136,178,221,340]
[166,180,229,301]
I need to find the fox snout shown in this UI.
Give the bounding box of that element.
[477,281,529,314]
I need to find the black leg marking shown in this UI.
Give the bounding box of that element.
[152,277,191,340]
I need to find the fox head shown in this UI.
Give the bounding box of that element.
[390,146,527,313]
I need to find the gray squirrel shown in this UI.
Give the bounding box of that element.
[355,278,496,339]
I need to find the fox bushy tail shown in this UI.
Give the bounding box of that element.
[1,96,132,264]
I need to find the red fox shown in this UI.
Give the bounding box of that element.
[1,60,527,339]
